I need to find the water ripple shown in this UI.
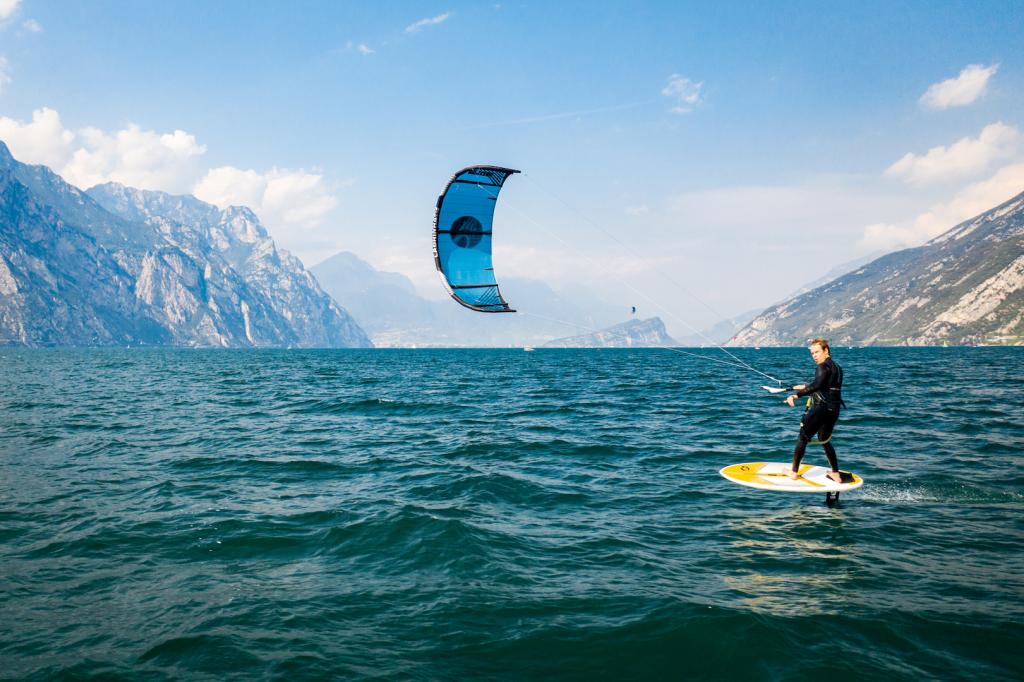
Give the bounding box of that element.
[0,347,1021,680]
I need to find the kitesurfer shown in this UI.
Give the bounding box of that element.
[783,338,844,483]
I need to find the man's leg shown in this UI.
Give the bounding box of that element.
[788,415,815,479]
[818,409,841,482]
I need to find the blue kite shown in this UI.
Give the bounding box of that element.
[432,165,519,313]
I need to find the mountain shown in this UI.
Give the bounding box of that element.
[312,251,624,347]
[311,251,442,343]
[0,154,168,345]
[0,141,370,347]
[666,254,888,346]
[730,191,1024,346]
[542,317,677,348]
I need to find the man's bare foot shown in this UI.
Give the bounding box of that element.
[783,468,800,479]
[826,471,843,483]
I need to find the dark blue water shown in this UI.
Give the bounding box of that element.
[1,348,1022,680]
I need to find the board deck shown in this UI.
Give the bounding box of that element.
[720,462,863,493]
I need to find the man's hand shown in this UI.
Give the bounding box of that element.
[785,394,797,407]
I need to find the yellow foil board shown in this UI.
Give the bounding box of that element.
[720,462,863,493]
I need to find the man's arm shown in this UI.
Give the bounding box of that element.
[795,363,827,397]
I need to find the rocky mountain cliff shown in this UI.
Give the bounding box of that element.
[730,191,1024,346]
[0,141,370,347]
[542,317,677,348]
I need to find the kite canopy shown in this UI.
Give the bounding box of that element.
[433,165,519,313]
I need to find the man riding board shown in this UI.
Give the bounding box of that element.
[783,338,845,484]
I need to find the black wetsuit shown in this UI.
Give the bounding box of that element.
[791,357,844,473]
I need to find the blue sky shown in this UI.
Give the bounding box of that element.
[1,1,1023,331]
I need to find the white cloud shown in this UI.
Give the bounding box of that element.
[194,166,338,230]
[0,109,206,191]
[0,106,348,258]
[661,74,703,114]
[264,170,339,225]
[22,18,40,32]
[625,204,649,216]
[920,63,998,110]
[343,41,374,55]
[192,166,264,210]
[885,122,1022,186]
[405,12,450,33]
[60,125,206,193]
[0,107,76,168]
[0,0,20,21]
[0,56,10,94]
[861,163,1024,250]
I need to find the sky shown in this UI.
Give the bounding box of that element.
[1,0,1023,332]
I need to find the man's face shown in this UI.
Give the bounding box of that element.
[810,343,829,365]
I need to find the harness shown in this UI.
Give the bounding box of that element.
[809,362,845,410]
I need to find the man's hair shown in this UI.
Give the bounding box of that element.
[810,338,830,352]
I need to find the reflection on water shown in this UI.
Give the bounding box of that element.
[721,508,858,616]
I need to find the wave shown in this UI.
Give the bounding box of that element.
[2,347,1022,679]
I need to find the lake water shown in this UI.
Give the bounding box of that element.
[1,347,1021,680]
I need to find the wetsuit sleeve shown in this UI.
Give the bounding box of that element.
[796,363,828,397]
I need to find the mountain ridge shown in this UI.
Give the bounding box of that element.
[0,141,371,347]
[730,190,1024,346]
[542,317,677,348]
